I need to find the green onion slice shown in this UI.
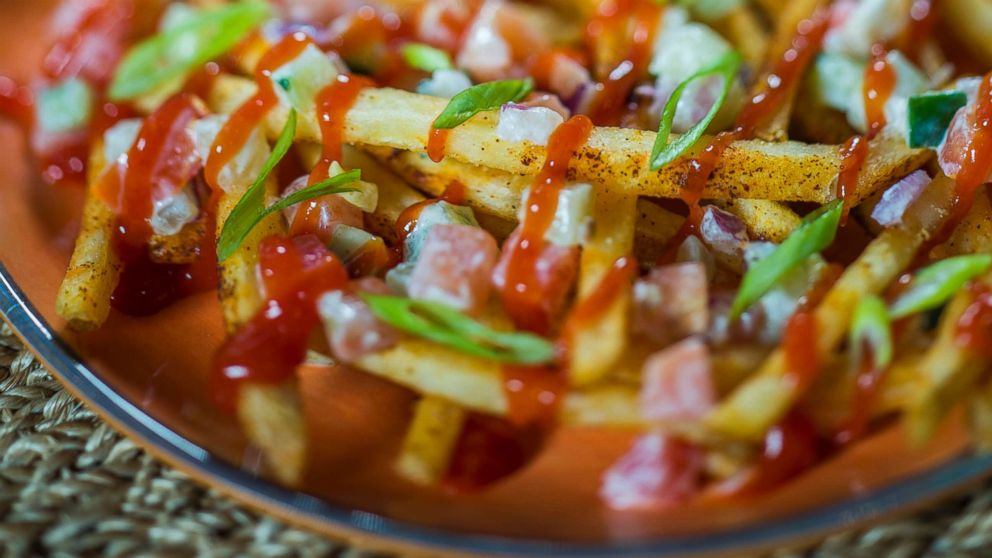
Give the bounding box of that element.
[730,199,843,319]
[889,254,992,319]
[363,294,556,365]
[849,294,893,373]
[432,78,534,129]
[217,111,362,261]
[649,50,742,170]
[402,43,453,73]
[109,1,270,100]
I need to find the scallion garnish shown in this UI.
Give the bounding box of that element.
[109,1,270,100]
[649,50,742,170]
[849,295,893,372]
[730,199,843,319]
[432,78,534,129]
[217,111,360,260]
[362,294,556,365]
[402,43,453,73]
[889,254,992,319]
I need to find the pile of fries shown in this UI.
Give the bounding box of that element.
[9,0,991,507]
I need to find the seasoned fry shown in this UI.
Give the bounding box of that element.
[148,220,206,265]
[709,4,770,72]
[56,143,121,331]
[713,199,801,242]
[212,76,895,204]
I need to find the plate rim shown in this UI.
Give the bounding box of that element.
[3,261,992,558]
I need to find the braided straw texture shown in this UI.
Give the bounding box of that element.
[2,322,991,558]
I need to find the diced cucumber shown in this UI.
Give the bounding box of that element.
[907,90,967,148]
[270,43,339,120]
[327,224,378,262]
[403,201,478,262]
[385,261,416,295]
[809,52,863,113]
[36,78,93,134]
[546,183,593,247]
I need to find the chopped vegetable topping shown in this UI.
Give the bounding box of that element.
[889,255,992,319]
[432,78,534,129]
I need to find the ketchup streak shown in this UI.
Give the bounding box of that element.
[212,235,348,411]
[291,73,373,236]
[205,32,313,190]
[94,94,216,316]
[955,283,992,359]
[584,0,664,126]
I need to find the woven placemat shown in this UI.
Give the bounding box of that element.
[1,323,991,558]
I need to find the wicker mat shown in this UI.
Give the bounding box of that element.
[2,323,991,558]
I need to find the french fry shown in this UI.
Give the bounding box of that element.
[569,192,637,387]
[969,378,992,452]
[148,220,206,265]
[212,75,914,204]
[394,396,467,485]
[932,184,992,259]
[747,0,827,141]
[905,280,991,445]
[710,4,770,75]
[713,199,801,242]
[705,174,956,441]
[56,142,121,331]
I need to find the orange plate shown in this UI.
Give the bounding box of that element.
[2,3,992,557]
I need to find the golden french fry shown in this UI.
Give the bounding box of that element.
[395,396,467,485]
[713,199,801,242]
[569,193,637,387]
[56,142,121,331]
[212,75,909,204]
[710,4,770,79]
[943,0,992,66]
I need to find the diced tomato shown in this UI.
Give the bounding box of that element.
[409,224,499,315]
[45,0,134,84]
[282,176,364,244]
[492,228,581,330]
[318,277,399,363]
[599,433,704,510]
[640,338,716,422]
[632,262,709,346]
[940,103,992,184]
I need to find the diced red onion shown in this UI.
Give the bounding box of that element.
[496,103,565,146]
[318,278,399,363]
[640,338,716,422]
[632,262,709,346]
[699,205,748,272]
[870,170,932,227]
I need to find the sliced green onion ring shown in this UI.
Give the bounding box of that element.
[730,199,843,319]
[432,78,534,129]
[362,294,556,365]
[649,50,742,170]
[889,254,992,319]
[849,294,893,373]
[402,43,453,73]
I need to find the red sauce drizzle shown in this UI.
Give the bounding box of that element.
[94,94,216,315]
[0,76,34,129]
[734,10,830,136]
[863,46,896,140]
[500,115,593,334]
[562,256,637,333]
[442,413,541,493]
[395,181,467,244]
[920,72,992,260]
[205,33,312,190]
[901,0,938,63]
[657,131,739,263]
[716,412,821,497]
[835,135,869,223]
[584,0,664,126]
[834,339,885,446]
[782,311,820,396]
[212,235,348,411]
[502,364,567,427]
[426,126,450,163]
[291,74,373,236]
[955,283,992,359]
